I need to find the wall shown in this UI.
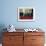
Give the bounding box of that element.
[0,0,46,43]
[0,0,46,30]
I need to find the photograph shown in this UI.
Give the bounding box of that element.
[18,7,35,21]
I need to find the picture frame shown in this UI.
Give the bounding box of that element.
[17,7,35,21]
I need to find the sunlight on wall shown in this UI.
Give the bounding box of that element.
[44,44,46,46]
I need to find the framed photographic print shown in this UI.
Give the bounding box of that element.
[17,7,35,21]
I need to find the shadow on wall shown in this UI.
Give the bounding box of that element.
[0,24,7,43]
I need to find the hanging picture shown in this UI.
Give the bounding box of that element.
[17,7,35,21]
